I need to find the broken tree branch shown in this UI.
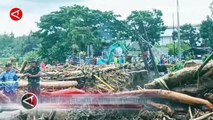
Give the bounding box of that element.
[94,75,115,91]
[113,89,213,110]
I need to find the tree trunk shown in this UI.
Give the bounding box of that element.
[138,40,150,72]
[18,80,78,88]
[114,89,213,110]
[144,61,213,89]
[148,46,159,77]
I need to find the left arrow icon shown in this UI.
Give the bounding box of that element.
[21,93,38,109]
[10,8,23,21]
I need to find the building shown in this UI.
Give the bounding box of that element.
[159,26,174,46]
[159,24,201,46]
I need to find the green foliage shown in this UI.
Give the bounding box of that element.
[180,24,200,47]
[0,33,16,57]
[169,61,185,72]
[200,16,213,48]
[35,5,128,62]
[0,32,40,60]
[0,58,10,67]
[23,32,41,54]
[126,9,166,45]
[166,42,190,56]
[172,30,178,40]
[23,51,41,61]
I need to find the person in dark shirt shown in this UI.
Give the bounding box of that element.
[24,60,42,95]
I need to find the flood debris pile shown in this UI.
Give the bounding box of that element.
[1,60,213,120]
[142,60,213,120]
[65,109,168,120]
[144,60,213,103]
[18,63,147,93]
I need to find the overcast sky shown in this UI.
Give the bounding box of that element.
[0,0,212,36]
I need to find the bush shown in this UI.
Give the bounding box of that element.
[166,42,190,56]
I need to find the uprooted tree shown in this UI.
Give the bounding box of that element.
[126,9,166,73]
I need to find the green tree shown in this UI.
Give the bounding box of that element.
[166,43,190,56]
[22,32,41,54]
[0,33,15,50]
[200,16,213,48]
[35,5,127,62]
[0,33,16,58]
[126,9,166,45]
[126,9,166,74]
[180,24,199,47]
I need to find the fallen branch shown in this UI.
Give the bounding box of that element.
[94,75,115,91]
[113,89,213,110]
[20,61,28,73]
[189,106,193,119]
[191,112,213,120]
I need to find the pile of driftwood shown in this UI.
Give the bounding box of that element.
[17,63,147,93]
[142,60,213,120]
[0,60,213,120]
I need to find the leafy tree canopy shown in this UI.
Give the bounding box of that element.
[126,9,166,45]
[35,5,128,62]
[180,24,200,47]
[200,16,213,48]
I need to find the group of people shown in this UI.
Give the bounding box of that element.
[92,55,125,65]
[0,60,42,102]
[159,55,175,65]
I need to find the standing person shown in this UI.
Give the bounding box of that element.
[40,60,46,71]
[160,55,165,65]
[0,63,19,101]
[24,60,42,95]
[169,55,174,64]
[119,55,125,65]
[114,55,119,65]
[9,57,19,72]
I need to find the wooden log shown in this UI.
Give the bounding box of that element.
[18,65,117,77]
[42,88,86,95]
[113,89,213,110]
[171,80,213,96]
[18,80,78,88]
[144,61,213,89]
[20,61,28,73]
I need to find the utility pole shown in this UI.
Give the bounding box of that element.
[177,0,181,61]
[172,13,176,59]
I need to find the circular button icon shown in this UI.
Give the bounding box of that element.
[10,8,23,21]
[21,92,38,109]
